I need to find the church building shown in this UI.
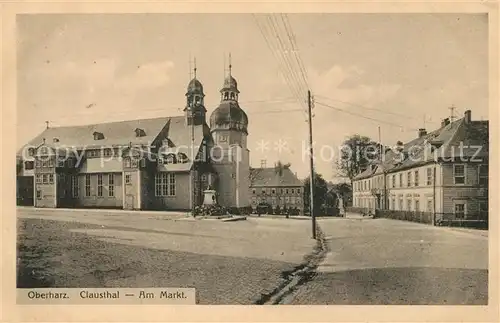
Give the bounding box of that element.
[16,62,251,212]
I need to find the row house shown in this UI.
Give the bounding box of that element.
[352,110,489,221]
[249,164,304,213]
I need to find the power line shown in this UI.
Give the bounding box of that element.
[280,13,310,89]
[252,14,308,113]
[314,94,437,123]
[314,100,420,131]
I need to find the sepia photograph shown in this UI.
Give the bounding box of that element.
[13,11,491,309]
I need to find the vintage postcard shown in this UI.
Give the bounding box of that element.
[2,1,499,322]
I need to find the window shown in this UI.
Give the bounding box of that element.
[36,190,41,199]
[453,164,466,184]
[478,164,488,186]
[72,175,79,198]
[108,174,114,197]
[399,196,403,210]
[85,174,91,197]
[407,172,411,187]
[272,189,275,194]
[427,198,433,213]
[131,159,138,168]
[154,173,176,196]
[262,189,265,194]
[97,174,103,197]
[297,188,301,194]
[42,174,48,184]
[125,174,132,185]
[391,198,396,210]
[57,159,65,167]
[252,189,256,194]
[414,170,419,186]
[291,197,296,205]
[286,188,289,194]
[296,197,301,204]
[24,161,34,170]
[93,131,104,140]
[36,174,42,183]
[165,154,176,164]
[124,158,131,168]
[48,174,54,184]
[392,175,396,188]
[407,198,412,211]
[292,188,295,194]
[28,148,35,157]
[103,148,113,157]
[219,134,228,142]
[87,150,98,158]
[454,202,466,219]
[48,159,54,167]
[399,173,403,187]
[415,199,420,212]
[426,167,433,186]
[177,153,188,164]
[140,159,146,168]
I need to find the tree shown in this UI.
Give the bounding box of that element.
[303,172,329,216]
[335,134,381,185]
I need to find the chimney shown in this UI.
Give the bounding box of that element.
[418,128,427,138]
[441,118,450,127]
[396,140,404,151]
[464,110,471,124]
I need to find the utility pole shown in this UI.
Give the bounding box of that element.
[307,90,316,239]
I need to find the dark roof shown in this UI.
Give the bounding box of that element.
[250,167,303,187]
[17,116,208,171]
[353,116,489,180]
[186,78,204,94]
[210,101,248,128]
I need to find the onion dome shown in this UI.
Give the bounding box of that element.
[186,78,204,95]
[210,101,248,133]
[221,75,239,93]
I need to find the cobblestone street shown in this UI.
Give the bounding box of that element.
[17,208,316,304]
[17,208,488,305]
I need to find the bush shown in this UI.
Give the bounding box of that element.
[193,204,228,217]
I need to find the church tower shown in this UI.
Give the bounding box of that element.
[209,56,250,209]
[184,61,206,126]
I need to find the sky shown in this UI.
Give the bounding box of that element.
[17,13,488,181]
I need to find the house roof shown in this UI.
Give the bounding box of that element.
[353,115,489,180]
[17,116,208,157]
[250,167,303,187]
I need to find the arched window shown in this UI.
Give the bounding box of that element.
[224,92,229,100]
[165,153,177,164]
[177,153,188,164]
[230,92,235,100]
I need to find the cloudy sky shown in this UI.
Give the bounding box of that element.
[17,13,488,181]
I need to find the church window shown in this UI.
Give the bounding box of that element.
[165,153,177,164]
[72,175,79,198]
[155,173,176,196]
[108,174,114,197]
[230,92,235,100]
[177,153,188,164]
[224,92,229,100]
[97,174,103,197]
[85,175,91,197]
[27,148,35,156]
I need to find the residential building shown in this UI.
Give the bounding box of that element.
[352,110,488,221]
[249,165,304,214]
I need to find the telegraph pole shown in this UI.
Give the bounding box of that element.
[307,90,316,239]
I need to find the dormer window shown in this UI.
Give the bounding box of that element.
[27,148,35,157]
[53,138,60,143]
[177,153,189,164]
[93,131,104,140]
[135,128,146,137]
[165,153,177,164]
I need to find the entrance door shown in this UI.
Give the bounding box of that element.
[17,176,34,206]
[125,194,134,210]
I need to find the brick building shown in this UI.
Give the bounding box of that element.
[352,110,489,222]
[249,163,304,214]
[16,64,251,211]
